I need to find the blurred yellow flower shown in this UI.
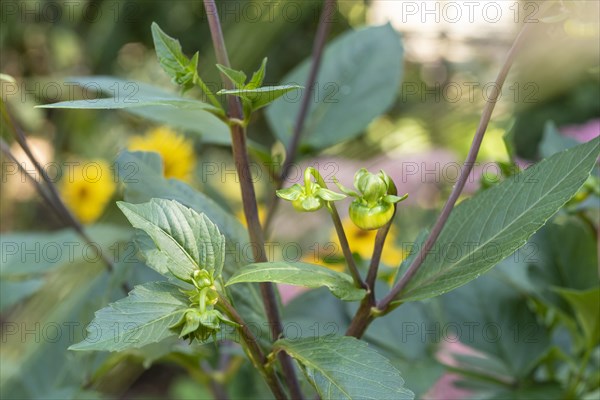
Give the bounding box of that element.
[128,126,196,181]
[60,159,116,224]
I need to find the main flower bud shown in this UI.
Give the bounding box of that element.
[276,168,346,212]
[336,168,407,230]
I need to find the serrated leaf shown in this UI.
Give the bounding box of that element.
[115,151,268,342]
[266,24,403,150]
[37,77,230,145]
[247,57,268,89]
[394,137,600,303]
[225,262,366,301]
[218,85,302,112]
[117,199,225,282]
[151,22,199,90]
[70,282,188,352]
[275,337,414,400]
[216,64,247,89]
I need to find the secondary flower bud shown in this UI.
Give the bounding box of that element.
[276,168,346,212]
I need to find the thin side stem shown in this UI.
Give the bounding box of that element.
[328,205,366,289]
[281,0,337,179]
[218,295,287,400]
[202,2,303,398]
[346,212,395,338]
[365,215,395,291]
[1,104,130,293]
[264,0,337,233]
[377,21,534,312]
[0,139,64,218]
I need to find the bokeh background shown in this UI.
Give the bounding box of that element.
[1,1,599,399]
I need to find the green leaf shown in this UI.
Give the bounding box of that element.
[394,137,600,303]
[439,272,551,379]
[1,252,127,397]
[0,224,131,278]
[38,77,230,145]
[360,298,432,361]
[216,64,247,89]
[247,57,268,89]
[554,287,600,349]
[275,337,414,400]
[225,262,366,301]
[36,96,218,112]
[539,121,579,158]
[283,288,351,339]
[0,279,44,312]
[266,24,403,150]
[393,230,429,284]
[218,85,302,112]
[70,281,188,352]
[527,216,598,310]
[117,199,225,282]
[151,22,199,90]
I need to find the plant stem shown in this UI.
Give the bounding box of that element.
[218,295,288,400]
[202,2,303,398]
[345,215,395,338]
[281,0,337,179]
[567,346,593,398]
[1,104,130,293]
[1,139,64,219]
[264,0,337,233]
[365,216,395,291]
[328,204,367,289]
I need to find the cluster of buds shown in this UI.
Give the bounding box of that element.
[169,269,236,343]
[277,167,407,230]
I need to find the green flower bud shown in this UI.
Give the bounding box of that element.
[276,168,346,212]
[355,169,387,204]
[336,168,408,230]
[349,201,395,231]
